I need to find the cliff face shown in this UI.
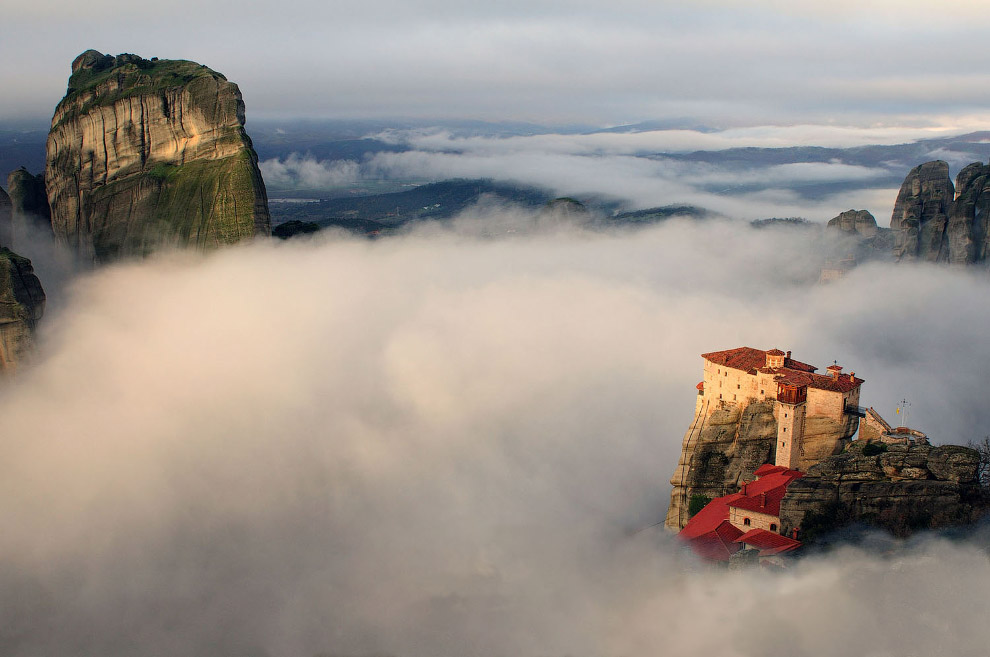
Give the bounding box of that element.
[779,442,985,538]
[46,50,270,261]
[0,187,11,247]
[890,160,990,265]
[665,397,859,530]
[7,167,51,240]
[0,247,46,372]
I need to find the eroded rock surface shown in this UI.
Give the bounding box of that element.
[0,247,46,372]
[665,401,778,530]
[46,50,270,261]
[779,442,985,538]
[889,160,990,265]
[0,187,11,247]
[7,167,51,240]
[666,398,860,531]
[827,209,878,238]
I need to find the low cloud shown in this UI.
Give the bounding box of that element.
[366,147,897,221]
[261,154,362,190]
[1,218,988,655]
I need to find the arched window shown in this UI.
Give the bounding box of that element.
[770,523,778,532]
[743,518,751,526]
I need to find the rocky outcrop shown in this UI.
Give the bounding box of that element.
[779,442,985,538]
[0,187,11,247]
[46,50,270,261]
[7,168,51,240]
[0,247,46,372]
[888,160,990,265]
[665,401,778,530]
[890,161,954,263]
[827,209,878,238]
[945,162,990,265]
[665,397,860,530]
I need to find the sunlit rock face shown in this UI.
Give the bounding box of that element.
[46,50,270,262]
[890,160,990,266]
[0,247,45,372]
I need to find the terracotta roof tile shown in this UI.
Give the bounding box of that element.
[734,528,801,555]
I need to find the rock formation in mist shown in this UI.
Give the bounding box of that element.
[665,399,859,530]
[46,50,270,261]
[7,167,52,239]
[827,209,878,238]
[890,160,990,265]
[0,247,46,372]
[0,187,11,247]
[779,441,985,539]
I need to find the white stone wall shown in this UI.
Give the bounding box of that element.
[729,507,781,533]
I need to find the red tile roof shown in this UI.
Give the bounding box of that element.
[703,347,863,392]
[679,492,743,540]
[734,528,802,555]
[766,348,786,356]
[732,468,803,516]
[807,372,864,393]
[679,466,803,561]
[702,347,817,375]
[753,464,787,477]
[686,520,745,562]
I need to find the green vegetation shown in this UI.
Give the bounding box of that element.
[85,150,265,260]
[57,55,225,129]
[688,494,712,518]
[861,441,888,456]
[147,163,179,182]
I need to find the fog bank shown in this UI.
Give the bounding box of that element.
[1,216,989,656]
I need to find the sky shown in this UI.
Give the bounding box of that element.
[6,0,990,130]
[3,216,990,655]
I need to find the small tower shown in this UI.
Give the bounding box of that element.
[775,380,807,469]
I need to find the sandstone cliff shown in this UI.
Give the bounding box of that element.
[889,160,990,265]
[779,442,985,539]
[46,50,270,261]
[664,398,857,530]
[7,167,51,240]
[0,247,46,372]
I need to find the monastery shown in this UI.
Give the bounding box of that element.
[676,346,868,562]
[696,346,864,470]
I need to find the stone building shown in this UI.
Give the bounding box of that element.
[697,347,864,470]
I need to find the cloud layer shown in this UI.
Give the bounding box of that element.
[7,0,990,126]
[1,215,989,655]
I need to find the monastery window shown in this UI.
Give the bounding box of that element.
[733,394,737,400]
[783,427,787,433]
[743,518,751,526]
[784,413,788,418]
[737,384,740,389]
[760,389,764,395]
[770,523,778,532]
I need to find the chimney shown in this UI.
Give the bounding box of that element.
[849,372,855,381]
[792,527,800,540]
[786,350,791,359]
[761,492,767,507]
